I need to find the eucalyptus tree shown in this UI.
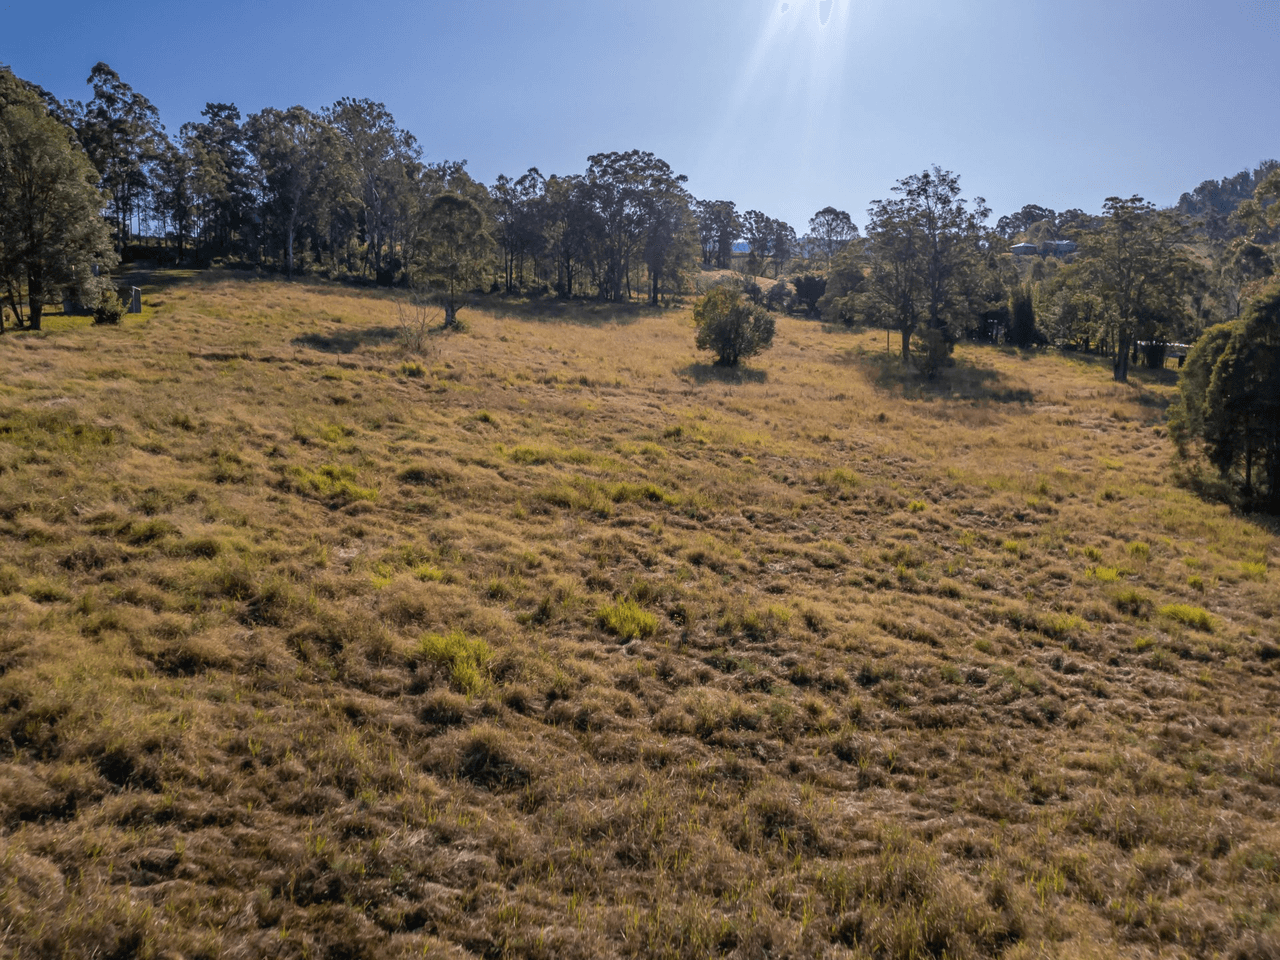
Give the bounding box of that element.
[808,206,858,265]
[542,174,599,299]
[493,167,546,292]
[323,98,420,279]
[411,192,493,328]
[1074,195,1197,381]
[769,218,797,278]
[741,210,773,276]
[180,103,253,259]
[246,106,337,278]
[153,134,195,263]
[695,200,741,268]
[0,67,114,329]
[583,150,692,302]
[68,62,163,256]
[862,167,989,371]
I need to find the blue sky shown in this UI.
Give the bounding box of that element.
[5,0,1278,232]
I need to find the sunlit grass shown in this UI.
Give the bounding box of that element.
[0,270,1275,959]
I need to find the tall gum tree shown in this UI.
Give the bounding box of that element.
[246,106,334,279]
[863,167,988,370]
[69,63,162,256]
[1074,195,1196,382]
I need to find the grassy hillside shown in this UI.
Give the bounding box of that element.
[1,273,1277,959]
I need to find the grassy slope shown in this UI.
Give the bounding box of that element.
[0,273,1277,960]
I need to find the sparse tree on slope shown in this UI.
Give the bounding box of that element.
[863,167,988,373]
[412,192,492,328]
[693,285,775,366]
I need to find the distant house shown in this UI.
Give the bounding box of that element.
[1010,240,1077,257]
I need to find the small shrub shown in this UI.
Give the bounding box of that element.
[1087,566,1120,582]
[1161,603,1214,632]
[693,286,775,367]
[93,289,125,325]
[598,597,658,641]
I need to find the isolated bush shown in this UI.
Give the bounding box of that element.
[693,286,775,367]
[93,289,125,325]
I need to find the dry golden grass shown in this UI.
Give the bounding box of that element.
[1,271,1278,959]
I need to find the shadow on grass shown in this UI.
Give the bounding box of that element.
[1173,462,1280,530]
[292,327,402,353]
[678,362,768,385]
[482,295,671,327]
[845,348,1034,402]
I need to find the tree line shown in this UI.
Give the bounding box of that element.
[0,62,862,324]
[3,61,1279,503]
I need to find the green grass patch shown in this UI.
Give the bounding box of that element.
[1112,587,1154,618]
[1160,603,1215,632]
[415,630,492,695]
[505,444,597,466]
[285,464,377,503]
[597,597,658,641]
[1127,541,1151,561]
[1240,561,1267,582]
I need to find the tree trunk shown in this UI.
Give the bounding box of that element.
[900,326,911,364]
[27,269,43,331]
[1113,327,1131,382]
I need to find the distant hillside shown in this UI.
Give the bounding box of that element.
[1175,159,1278,239]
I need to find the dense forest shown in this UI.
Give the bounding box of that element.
[2,61,1279,505]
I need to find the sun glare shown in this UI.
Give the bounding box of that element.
[703,0,853,193]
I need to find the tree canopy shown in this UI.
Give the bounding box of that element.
[1171,284,1280,509]
[693,285,775,367]
[0,67,114,330]
[861,167,989,372]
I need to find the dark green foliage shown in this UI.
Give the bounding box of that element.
[792,274,827,317]
[0,68,115,329]
[92,289,124,325]
[1008,284,1037,347]
[1171,285,1280,509]
[765,278,792,313]
[693,286,775,366]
